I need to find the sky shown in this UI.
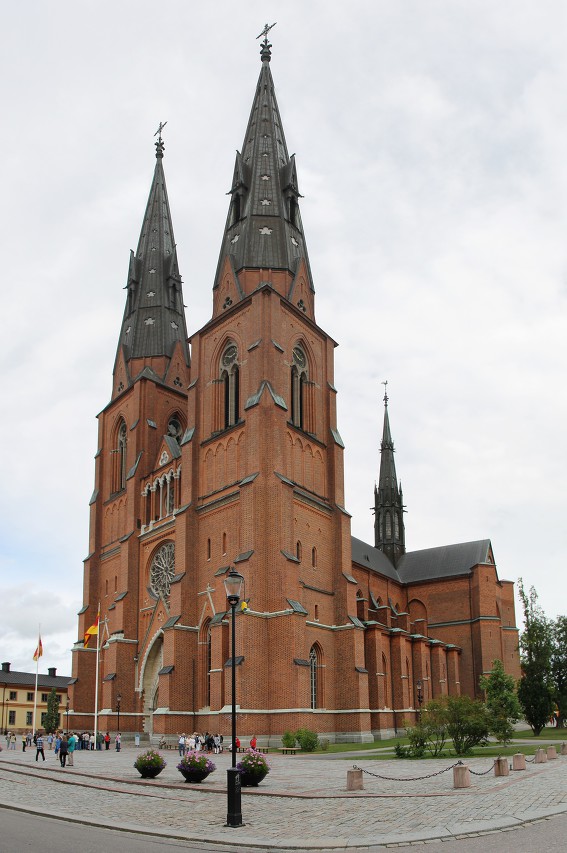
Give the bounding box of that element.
[1,1,566,677]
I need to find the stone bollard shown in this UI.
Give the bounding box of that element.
[346,769,364,791]
[512,753,526,771]
[547,746,557,760]
[535,748,547,763]
[494,756,509,776]
[561,742,567,756]
[453,764,471,788]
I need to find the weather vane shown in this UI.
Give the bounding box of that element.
[381,379,389,404]
[256,22,277,43]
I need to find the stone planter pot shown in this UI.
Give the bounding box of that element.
[239,769,267,787]
[179,768,211,784]
[137,766,164,779]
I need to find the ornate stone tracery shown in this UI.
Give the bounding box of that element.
[149,542,175,600]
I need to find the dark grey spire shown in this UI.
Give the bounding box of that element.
[115,131,189,379]
[374,387,405,566]
[213,33,314,307]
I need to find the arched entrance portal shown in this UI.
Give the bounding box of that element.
[141,634,163,736]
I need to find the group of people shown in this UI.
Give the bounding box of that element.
[177,732,224,755]
[4,729,124,764]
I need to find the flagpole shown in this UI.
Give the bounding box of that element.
[93,603,100,745]
[32,625,40,734]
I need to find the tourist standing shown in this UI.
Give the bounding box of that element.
[115,732,121,752]
[178,733,186,756]
[35,732,45,762]
[67,732,76,766]
[59,735,68,767]
[104,731,110,750]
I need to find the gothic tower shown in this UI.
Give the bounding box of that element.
[374,390,405,566]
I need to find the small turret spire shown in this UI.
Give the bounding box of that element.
[374,384,406,566]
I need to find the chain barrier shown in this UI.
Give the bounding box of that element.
[353,760,463,782]
[468,759,497,776]
[525,755,536,763]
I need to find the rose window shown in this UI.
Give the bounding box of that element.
[149,542,175,600]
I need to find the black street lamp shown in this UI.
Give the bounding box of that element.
[224,567,244,828]
[66,696,70,732]
[116,693,122,733]
[416,679,424,721]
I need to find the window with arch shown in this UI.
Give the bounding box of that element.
[382,653,389,707]
[222,532,227,555]
[385,511,392,539]
[290,345,307,429]
[167,413,184,442]
[113,420,127,493]
[220,342,239,429]
[207,538,211,560]
[311,547,317,568]
[309,644,322,709]
[356,590,365,622]
[296,540,302,561]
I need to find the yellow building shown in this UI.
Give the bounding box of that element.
[1,662,71,734]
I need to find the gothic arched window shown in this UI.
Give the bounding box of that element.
[113,420,127,493]
[221,343,239,429]
[309,645,323,710]
[290,346,307,429]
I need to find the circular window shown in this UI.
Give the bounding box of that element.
[149,543,175,600]
[167,417,182,439]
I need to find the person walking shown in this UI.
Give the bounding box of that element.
[115,732,121,752]
[54,733,61,758]
[35,732,45,762]
[178,733,186,756]
[21,733,26,752]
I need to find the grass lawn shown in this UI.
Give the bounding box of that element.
[512,727,567,740]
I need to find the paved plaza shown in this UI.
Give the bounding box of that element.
[1,744,566,849]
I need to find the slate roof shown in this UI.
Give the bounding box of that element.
[351,537,493,586]
[0,669,71,689]
[397,540,492,583]
[351,536,401,582]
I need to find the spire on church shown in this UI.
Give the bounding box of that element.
[213,27,314,311]
[115,126,189,385]
[374,384,406,565]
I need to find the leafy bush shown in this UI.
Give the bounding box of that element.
[282,730,296,748]
[294,728,319,751]
[445,695,489,754]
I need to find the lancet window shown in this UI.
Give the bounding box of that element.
[113,420,127,493]
[290,345,307,429]
[220,342,240,429]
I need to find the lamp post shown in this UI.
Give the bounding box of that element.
[66,696,70,732]
[416,679,423,721]
[116,693,122,733]
[224,567,244,828]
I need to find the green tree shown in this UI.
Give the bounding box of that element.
[445,695,489,755]
[551,616,567,727]
[517,580,554,735]
[44,688,60,734]
[480,659,521,743]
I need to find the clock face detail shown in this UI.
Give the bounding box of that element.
[293,346,306,368]
[223,345,238,366]
[150,542,175,601]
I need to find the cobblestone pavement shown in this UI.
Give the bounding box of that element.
[1,747,566,849]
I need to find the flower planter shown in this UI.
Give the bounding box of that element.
[239,769,267,787]
[138,766,164,779]
[179,768,211,784]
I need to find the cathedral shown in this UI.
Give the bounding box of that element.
[70,35,520,743]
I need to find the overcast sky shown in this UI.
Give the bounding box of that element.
[1,1,566,677]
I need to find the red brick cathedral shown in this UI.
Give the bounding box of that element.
[70,36,520,743]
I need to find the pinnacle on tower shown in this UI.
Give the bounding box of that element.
[374,385,406,565]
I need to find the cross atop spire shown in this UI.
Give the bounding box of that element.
[256,21,276,62]
[154,121,167,159]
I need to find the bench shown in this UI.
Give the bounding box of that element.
[278,746,299,755]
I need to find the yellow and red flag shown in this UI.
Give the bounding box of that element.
[84,607,100,648]
[33,635,43,661]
